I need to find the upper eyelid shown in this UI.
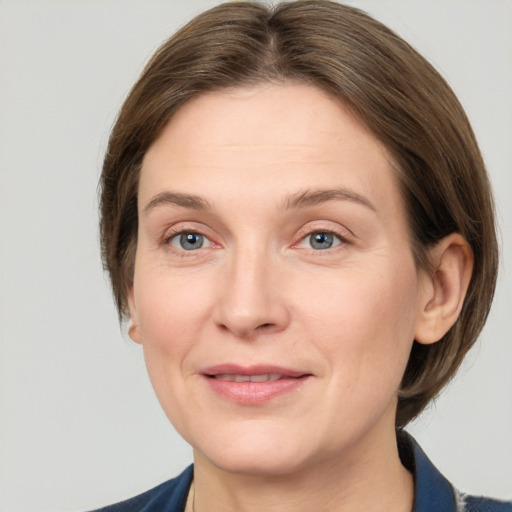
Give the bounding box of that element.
[165,229,211,243]
[162,222,214,240]
[295,230,347,249]
[159,220,354,246]
[294,221,355,241]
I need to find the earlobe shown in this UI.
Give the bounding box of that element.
[414,233,474,345]
[127,287,142,344]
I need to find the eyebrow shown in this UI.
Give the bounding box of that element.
[285,188,376,212]
[143,192,211,213]
[143,187,376,215]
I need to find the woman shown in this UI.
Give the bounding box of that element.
[93,1,510,511]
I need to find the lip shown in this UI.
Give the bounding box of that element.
[200,364,312,404]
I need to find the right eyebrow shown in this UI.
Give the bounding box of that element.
[143,192,211,214]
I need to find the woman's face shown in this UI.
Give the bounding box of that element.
[129,84,431,475]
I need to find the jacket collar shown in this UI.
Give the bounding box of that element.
[398,430,458,512]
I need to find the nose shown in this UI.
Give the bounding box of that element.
[213,248,290,339]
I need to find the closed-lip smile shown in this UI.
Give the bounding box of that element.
[200,364,312,404]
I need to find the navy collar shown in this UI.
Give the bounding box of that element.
[398,430,458,511]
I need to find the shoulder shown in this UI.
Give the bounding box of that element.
[398,431,511,512]
[458,494,512,512]
[87,465,193,512]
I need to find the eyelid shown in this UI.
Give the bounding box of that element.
[161,223,220,251]
[168,231,213,250]
[296,231,343,249]
[295,221,353,241]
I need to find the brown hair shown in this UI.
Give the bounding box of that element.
[99,0,498,426]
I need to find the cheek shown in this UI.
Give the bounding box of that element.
[132,267,215,434]
[300,260,420,383]
[135,267,213,347]
[132,265,217,414]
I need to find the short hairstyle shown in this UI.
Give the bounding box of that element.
[99,0,498,426]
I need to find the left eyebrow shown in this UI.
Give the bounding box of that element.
[284,188,377,212]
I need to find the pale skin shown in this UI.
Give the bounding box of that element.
[128,84,473,512]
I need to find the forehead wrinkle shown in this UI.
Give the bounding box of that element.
[199,143,320,150]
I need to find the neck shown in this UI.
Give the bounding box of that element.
[190,428,413,512]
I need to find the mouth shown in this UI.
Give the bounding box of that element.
[201,365,312,404]
[211,373,290,382]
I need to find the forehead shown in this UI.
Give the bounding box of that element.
[140,83,402,218]
[145,83,389,160]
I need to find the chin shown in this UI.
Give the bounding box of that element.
[189,422,319,477]
[200,444,313,477]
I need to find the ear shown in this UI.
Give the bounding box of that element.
[127,286,142,344]
[414,233,474,345]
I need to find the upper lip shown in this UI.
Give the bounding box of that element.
[201,364,310,379]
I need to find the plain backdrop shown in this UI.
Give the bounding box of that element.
[0,1,511,510]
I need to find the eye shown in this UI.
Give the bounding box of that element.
[169,232,211,251]
[301,231,343,250]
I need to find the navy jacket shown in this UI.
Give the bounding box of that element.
[90,433,511,511]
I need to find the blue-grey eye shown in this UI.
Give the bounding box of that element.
[309,232,337,250]
[171,232,206,250]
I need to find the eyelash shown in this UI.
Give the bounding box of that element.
[163,226,350,254]
[163,228,214,253]
[294,229,348,251]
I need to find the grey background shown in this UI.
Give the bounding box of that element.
[0,1,510,510]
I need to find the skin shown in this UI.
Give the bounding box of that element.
[128,84,473,512]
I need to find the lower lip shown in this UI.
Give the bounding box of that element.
[204,376,309,404]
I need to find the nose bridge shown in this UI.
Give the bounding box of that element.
[214,239,289,337]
